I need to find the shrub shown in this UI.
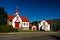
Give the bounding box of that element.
[0,25,13,32]
[52,25,60,31]
[13,28,18,32]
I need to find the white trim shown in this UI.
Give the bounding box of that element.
[12,15,22,28]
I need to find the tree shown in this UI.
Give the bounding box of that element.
[52,19,60,31]
[0,7,8,25]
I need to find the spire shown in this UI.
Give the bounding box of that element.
[15,7,19,15]
[16,7,18,13]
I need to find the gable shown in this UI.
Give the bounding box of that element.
[39,20,51,24]
[40,20,51,25]
[14,15,21,22]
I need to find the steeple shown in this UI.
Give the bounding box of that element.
[15,7,19,15]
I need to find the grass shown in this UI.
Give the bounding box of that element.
[19,30,45,32]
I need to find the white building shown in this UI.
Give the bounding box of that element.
[8,8,29,30]
[38,20,51,31]
[32,25,37,31]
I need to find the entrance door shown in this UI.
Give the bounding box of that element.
[33,27,35,30]
[15,22,20,28]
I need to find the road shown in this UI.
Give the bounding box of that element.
[0,32,60,40]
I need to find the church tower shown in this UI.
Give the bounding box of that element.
[12,8,22,28]
[15,7,19,15]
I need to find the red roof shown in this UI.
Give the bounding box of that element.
[45,20,51,24]
[8,15,29,22]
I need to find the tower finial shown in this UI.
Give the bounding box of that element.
[15,7,19,15]
[16,7,18,13]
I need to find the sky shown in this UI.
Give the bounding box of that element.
[0,0,60,22]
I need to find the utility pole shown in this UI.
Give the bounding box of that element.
[55,23,56,31]
[51,16,53,31]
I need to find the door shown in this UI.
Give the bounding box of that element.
[15,22,20,28]
[33,27,35,30]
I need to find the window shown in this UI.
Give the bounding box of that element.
[24,23,25,26]
[16,16,19,20]
[24,22,28,26]
[26,23,28,26]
